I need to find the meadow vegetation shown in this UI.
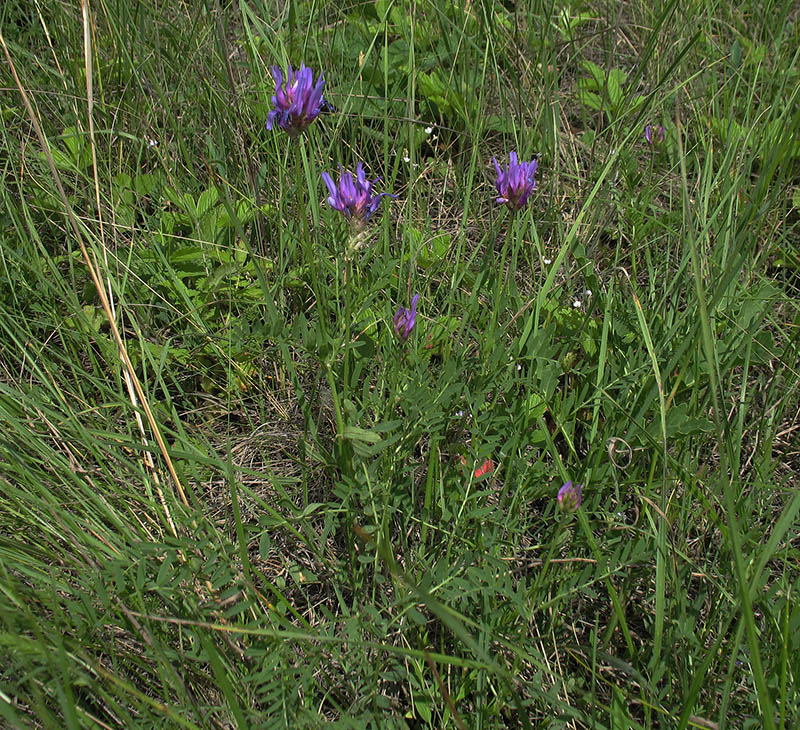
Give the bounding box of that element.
[1,0,799,727]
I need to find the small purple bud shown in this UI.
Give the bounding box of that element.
[644,124,665,146]
[393,293,419,342]
[266,63,328,138]
[321,163,396,226]
[492,151,538,210]
[557,482,582,513]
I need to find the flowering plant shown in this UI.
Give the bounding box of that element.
[393,294,419,342]
[266,64,327,137]
[492,151,538,210]
[557,481,582,512]
[644,124,665,146]
[321,163,395,227]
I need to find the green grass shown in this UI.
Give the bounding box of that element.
[1,0,799,727]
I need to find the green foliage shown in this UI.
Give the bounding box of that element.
[326,0,484,128]
[577,61,646,125]
[553,4,595,42]
[1,0,799,728]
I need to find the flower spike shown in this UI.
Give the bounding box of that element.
[557,482,582,513]
[267,63,328,137]
[393,294,419,342]
[492,151,538,210]
[321,163,396,227]
[644,124,665,146]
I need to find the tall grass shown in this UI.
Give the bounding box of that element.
[1,0,799,727]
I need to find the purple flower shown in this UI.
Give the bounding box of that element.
[393,294,419,342]
[266,64,327,137]
[557,481,582,513]
[492,151,538,210]
[644,124,665,146]
[321,163,395,226]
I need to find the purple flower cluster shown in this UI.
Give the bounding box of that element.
[557,481,582,513]
[266,64,327,137]
[492,151,538,210]
[393,294,419,342]
[320,163,396,227]
[264,61,551,349]
[644,124,665,146]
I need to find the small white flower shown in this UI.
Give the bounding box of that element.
[584,289,592,297]
[516,363,522,371]
[402,154,410,163]
[147,138,158,148]
[455,410,464,418]
[425,126,433,134]
[544,257,552,265]
[572,299,582,308]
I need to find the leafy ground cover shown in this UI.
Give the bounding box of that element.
[1,0,799,727]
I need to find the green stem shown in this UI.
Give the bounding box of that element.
[287,0,296,60]
[508,211,524,286]
[488,210,514,337]
[341,254,353,411]
[529,520,566,604]
[576,508,635,657]
[296,139,319,295]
